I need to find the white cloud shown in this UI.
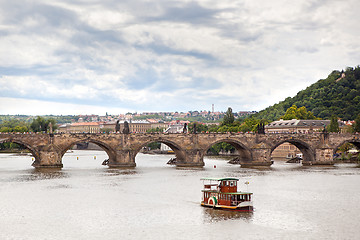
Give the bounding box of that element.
[0,97,132,115]
[0,0,359,115]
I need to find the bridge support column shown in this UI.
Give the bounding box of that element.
[108,150,136,168]
[303,147,334,166]
[32,144,63,168]
[241,143,273,167]
[176,149,205,167]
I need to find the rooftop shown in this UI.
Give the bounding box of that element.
[266,119,345,128]
[201,177,239,181]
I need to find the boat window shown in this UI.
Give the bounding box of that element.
[230,181,234,187]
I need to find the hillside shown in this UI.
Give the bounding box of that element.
[254,66,360,121]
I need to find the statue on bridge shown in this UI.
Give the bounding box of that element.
[115,120,120,133]
[123,121,130,134]
[183,123,188,133]
[48,122,54,138]
[257,122,265,134]
[322,125,329,139]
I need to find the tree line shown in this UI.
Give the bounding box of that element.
[253,66,360,121]
[0,116,58,151]
[0,116,57,133]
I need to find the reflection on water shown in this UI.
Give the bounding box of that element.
[47,183,71,189]
[202,208,253,223]
[103,168,138,176]
[11,168,68,182]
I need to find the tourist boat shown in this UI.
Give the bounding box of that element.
[200,177,253,211]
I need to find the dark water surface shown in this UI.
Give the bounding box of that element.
[0,151,359,239]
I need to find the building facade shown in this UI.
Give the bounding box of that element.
[58,122,101,133]
[101,120,169,133]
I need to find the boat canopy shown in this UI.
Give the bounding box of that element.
[201,177,239,181]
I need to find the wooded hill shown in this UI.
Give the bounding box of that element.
[254,66,360,121]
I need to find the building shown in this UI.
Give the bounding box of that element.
[58,122,101,133]
[271,143,302,160]
[164,120,190,133]
[161,121,190,151]
[265,119,345,134]
[101,119,169,133]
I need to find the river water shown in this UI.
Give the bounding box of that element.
[0,150,359,240]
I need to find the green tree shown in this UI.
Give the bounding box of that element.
[13,125,28,133]
[354,114,360,133]
[30,117,57,132]
[222,107,235,125]
[147,142,161,150]
[188,122,208,133]
[280,105,317,120]
[146,127,165,133]
[0,119,29,132]
[0,127,12,132]
[30,116,46,132]
[238,118,260,132]
[207,142,235,155]
[46,118,58,132]
[327,115,340,132]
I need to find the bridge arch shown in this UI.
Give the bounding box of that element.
[0,137,40,162]
[334,138,360,152]
[270,139,315,162]
[203,139,253,164]
[333,138,360,160]
[133,138,187,164]
[59,139,116,164]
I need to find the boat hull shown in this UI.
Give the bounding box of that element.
[201,202,253,212]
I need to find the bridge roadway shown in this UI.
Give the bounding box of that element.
[0,132,359,168]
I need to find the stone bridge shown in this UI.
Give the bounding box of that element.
[0,132,359,168]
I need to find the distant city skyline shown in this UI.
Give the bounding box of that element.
[1,0,359,115]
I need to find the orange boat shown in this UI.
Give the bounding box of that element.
[200,178,253,211]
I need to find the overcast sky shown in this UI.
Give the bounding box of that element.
[0,0,359,115]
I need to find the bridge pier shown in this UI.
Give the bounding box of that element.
[32,144,63,168]
[303,147,334,166]
[240,143,273,167]
[176,149,205,167]
[107,149,136,168]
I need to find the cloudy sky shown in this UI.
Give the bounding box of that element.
[0,0,359,115]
